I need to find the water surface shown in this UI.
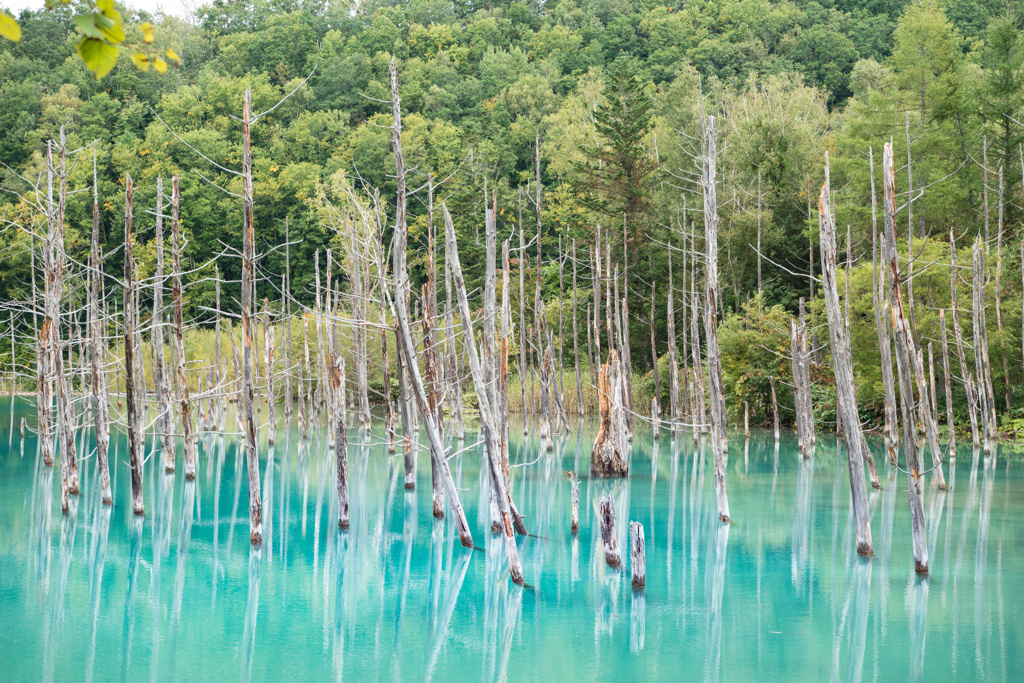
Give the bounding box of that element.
[1,398,1021,682]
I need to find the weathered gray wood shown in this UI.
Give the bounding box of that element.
[391,59,473,549]
[972,240,998,456]
[422,277,443,518]
[568,471,579,534]
[152,177,172,472]
[263,300,276,445]
[599,495,621,566]
[939,310,956,462]
[572,240,583,415]
[90,155,111,505]
[689,225,706,437]
[817,164,873,554]
[123,175,144,516]
[996,167,1011,412]
[630,521,645,589]
[701,114,730,523]
[882,142,928,574]
[591,349,629,477]
[869,148,900,461]
[667,252,680,438]
[950,235,980,449]
[284,218,292,419]
[332,352,349,529]
[769,375,780,440]
[443,204,522,577]
[170,176,196,480]
[240,89,263,544]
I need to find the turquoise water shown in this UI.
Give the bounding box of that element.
[0,397,1021,682]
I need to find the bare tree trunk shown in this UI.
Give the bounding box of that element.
[568,471,579,534]
[690,226,705,437]
[445,205,523,581]
[171,176,197,480]
[870,148,899,460]
[939,310,956,462]
[241,89,262,544]
[332,352,349,529]
[883,142,928,574]
[973,241,998,456]
[390,59,473,548]
[90,156,111,505]
[599,495,621,565]
[152,177,173,472]
[701,114,730,523]
[650,283,660,440]
[284,219,293,420]
[995,168,1011,412]
[123,175,144,516]
[630,521,646,589]
[263,300,276,445]
[667,253,680,438]
[769,375,780,440]
[950,235,980,449]
[818,162,874,553]
[573,240,583,415]
[591,349,628,477]
[519,195,527,426]
[215,268,225,432]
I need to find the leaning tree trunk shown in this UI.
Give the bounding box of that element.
[818,161,873,554]
[882,143,928,574]
[701,114,730,523]
[390,58,473,548]
[445,205,524,582]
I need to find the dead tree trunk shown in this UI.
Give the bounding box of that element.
[263,300,276,445]
[883,142,928,574]
[284,218,293,420]
[170,176,196,480]
[599,495,621,566]
[818,164,874,553]
[572,240,583,414]
[123,175,144,516]
[153,177,172,472]
[332,352,349,529]
[90,155,111,505]
[630,521,645,589]
[702,114,730,523]
[996,169,1010,412]
[568,471,579,534]
[950,235,980,449]
[668,252,681,438]
[591,349,629,477]
[972,241,998,456]
[690,227,706,437]
[445,205,524,581]
[390,58,473,548]
[769,375,780,440]
[870,148,899,455]
[939,310,956,461]
[241,89,262,544]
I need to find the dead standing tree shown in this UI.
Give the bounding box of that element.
[818,159,873,554]
[701,111,730,523]
[882,143,928,574]
[89,153,111,506]
[123,175,144,516]
[171,175,197,480]
[390,58,473,548]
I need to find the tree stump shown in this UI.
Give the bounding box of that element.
[599,495,620,566]
[591,350,629,477]
[630,521,645,588]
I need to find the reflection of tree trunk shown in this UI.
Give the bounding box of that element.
[705,523,730,683]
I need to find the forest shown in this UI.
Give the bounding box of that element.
[1,0,1023,438]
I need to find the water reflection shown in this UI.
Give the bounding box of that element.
[5,401,1023,682]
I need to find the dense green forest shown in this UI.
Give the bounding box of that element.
[2,0,1023,429]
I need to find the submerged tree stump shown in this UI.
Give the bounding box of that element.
[599,495,620,566]
[591,350,629,477]
[630,521,645,589]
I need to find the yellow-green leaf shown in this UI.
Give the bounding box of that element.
[130,52,150,71]
[153,57,167,74]
[0,13,21,42]
[75,36,119,79]
[74,14,104,39]
[96,0,114,10]
[165,48,181,63]
[140,21,154,44]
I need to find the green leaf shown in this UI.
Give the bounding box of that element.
[74,14,104,39]
[0,13,21,42]
[75,36,119,79]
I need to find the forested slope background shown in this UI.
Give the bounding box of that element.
[1,0,1023,428]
